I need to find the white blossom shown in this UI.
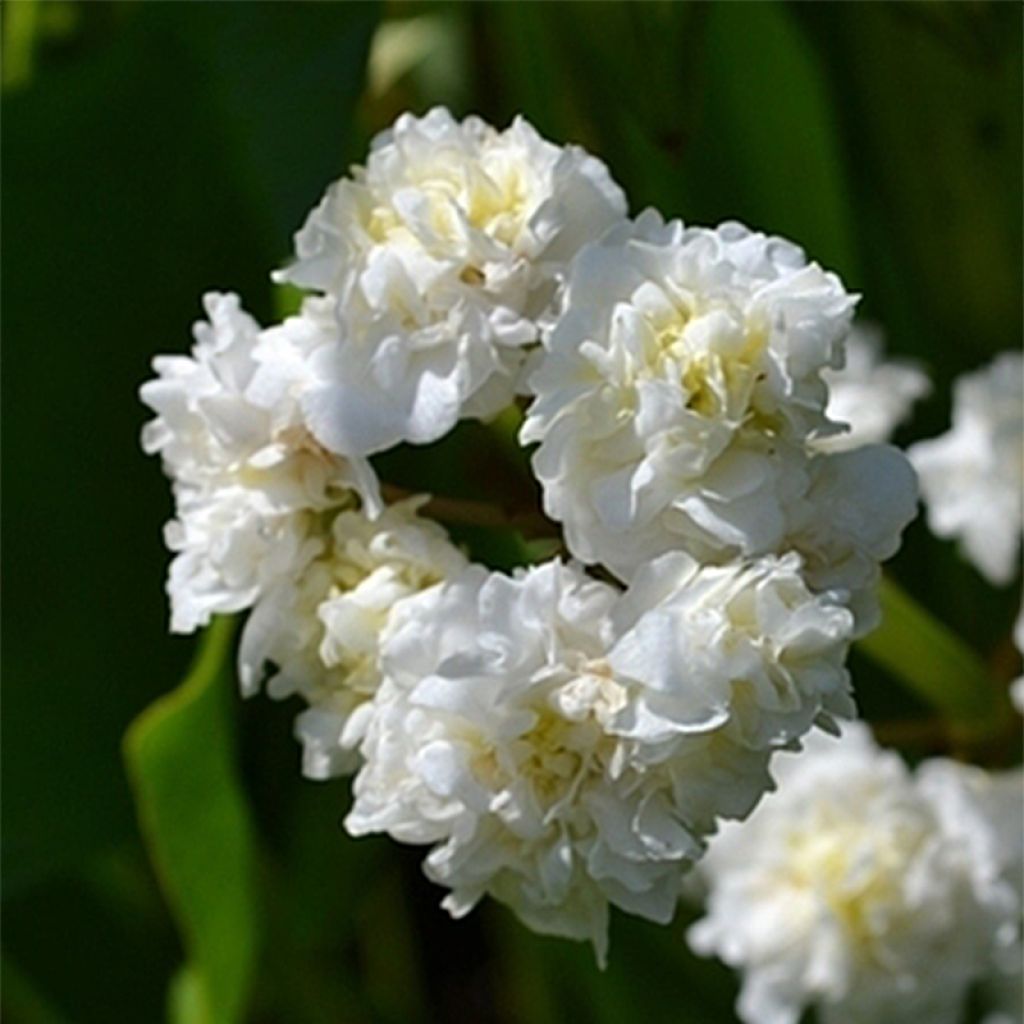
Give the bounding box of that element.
[140,292,380,632]
[1012,602,1024,715]
[910,352,1024,585]
[689,723,1023,1024]
[786,444,919,633]
[521,214,916,626]
[274,107,627,456]
[347,553,854,961]
[521,212,857,575]
[238,498,467,779]
[816,324,930,452]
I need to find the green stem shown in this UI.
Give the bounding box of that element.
[856,575,1010,729]
[3,0,39,91]
[389,483,1012,734]
[382,483,558,540]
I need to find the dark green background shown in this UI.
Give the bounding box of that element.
[3,2,1021,1022]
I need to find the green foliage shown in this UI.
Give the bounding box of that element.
[124,618,258,1024]
[859,577,1011,730]
[1,0,379,899]
[3,2,1020,1022]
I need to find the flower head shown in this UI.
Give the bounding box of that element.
[690,723,1023,1024]
[140,292,379,632]
[275,107,627,455]
[347,553,854,961]
[910,352,1024,585]
[521,214,915,629]
[239,498,467,778]
[521,212,859,576]
[816,324,930,453]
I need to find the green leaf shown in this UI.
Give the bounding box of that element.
[168,968,208,1024]
[124,618,259,1024]
[2,0,40,91]
[0,956,73,1024]
[857,576,1010,729]
[2,0,378,897]
[686,0,859,280]
[172,2,381,252]
[795,3,1022,365]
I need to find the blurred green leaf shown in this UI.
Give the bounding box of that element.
[168,968,207,1024]
[858,576,1009,729]
[367,11,469,112]
[2,0,377,896]
[0,956,72,1024]
[687,0,859,280]
[2,0,40,90]
[795,2,1022,364]
[174,2,381,253]
[124,618,259,1024]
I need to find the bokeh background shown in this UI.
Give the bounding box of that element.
[3,2,1021,1022]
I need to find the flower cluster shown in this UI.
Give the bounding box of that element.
[521,214,917,632]
[817,324,930,453]
[348,553,853,960]
[689,723,1023,1024]
[910,351,1023,586]
[141,108,920,957]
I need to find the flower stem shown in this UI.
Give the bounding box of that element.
[857,575,1013,731]
[389,483,1015,740]
[382,484,560,540]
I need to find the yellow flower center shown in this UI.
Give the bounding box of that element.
[783,805,928,953]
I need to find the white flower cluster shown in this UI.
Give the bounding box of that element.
[140,291,469,769]
[522,213,918,632]
[141,108,920,957]
[910,351,1023,586]
[348,553,854,961]
[818,324,930,453]
[690,723,1023,1024]
[274,107,627,455]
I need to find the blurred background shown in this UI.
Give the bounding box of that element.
[3,2,1021,1022]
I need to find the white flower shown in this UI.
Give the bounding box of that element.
[816,324,930,452]
[347,553,854,961]
[1012,602,1024,715]
[689,723,1023,1024]
[786,444,919,633]
[140,292,380,632]
[521,214,916,627]
[274,107,627,456]
[521,211,859,578]
[910,352,1024,585]
[238,498,467,779]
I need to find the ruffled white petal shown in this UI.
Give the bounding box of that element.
[274,108,628,455]
[690,723,1023,1024]
[347,554,854,959]
[910,352,1023,585]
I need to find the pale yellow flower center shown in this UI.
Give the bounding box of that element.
[365,159,532,254]
[471,666,625,809]
[783,806,928,952]
[649,306,767,421]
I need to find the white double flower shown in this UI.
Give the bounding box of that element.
[348,554,854,961]
[690,723,1022,1024]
